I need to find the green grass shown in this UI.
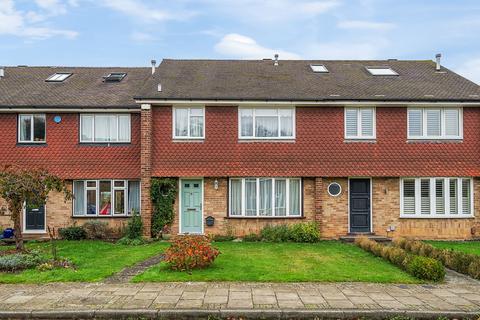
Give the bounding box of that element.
[427,241,480,256]
[0,240,169,283]
[133,241,420,283]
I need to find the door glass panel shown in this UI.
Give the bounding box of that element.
[99,181,112,215]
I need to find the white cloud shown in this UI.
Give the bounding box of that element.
[34,0,67,15]
[0,0,77,40]
[215,33,301,59]
[131,31,155,42]
[337,20,395,31]
[455,58,480,85]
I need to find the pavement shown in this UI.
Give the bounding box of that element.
[1,278,480,319]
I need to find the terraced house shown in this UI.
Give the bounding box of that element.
[1,56,480,240]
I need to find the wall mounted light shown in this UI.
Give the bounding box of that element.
[214,179,219,190]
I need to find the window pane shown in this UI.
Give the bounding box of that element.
[279,109,293,137]
[94,115,110,141]
[33,115,45,141]
[19,115,32,141]
[462,179,471,214]
[403,179,416,214]
[114,189,125,215]
[108,115,118,142]
[256,116,278,137]
[435,179,445,214]
[240,109,253,137]
[230,179,242,216]
[87,181,96,188]
[345,108,358,137]
[73,181,85,215]
[114,180,125,188]
[408,109,423,137]
[274,179,286,216]
[420,179,430,214]
[99,181,112,215]
[81,115,93,141]
[449,179,458,214]
[245,179,257,216]
[426,109,441,136]
[259,178,272,216]
[118,115,130,141]
[360,108,374,136]
[174,108,188,137]
[128,181,140,215]
[190,114,204,137]
[289,179,301,216]
[445,109,459,137]
[86,189,97,215]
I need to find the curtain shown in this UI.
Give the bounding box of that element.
[259,178,272,216]
[19,115,31,141]
[289,179,300,216]
[256,117,278,137]
[279,109,293,137]
[240,109,253,137]
[81,115,93,141]
[230,180,242,215]
[128,181,140,214]
[73,181,85,215]
[275,179,286,216]
[118,115,131,142]
[245,179,257,216]
[94,115,110,141]
[175,108,189,137]
[189,108,204,137]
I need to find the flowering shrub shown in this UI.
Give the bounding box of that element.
[164,235,220,271]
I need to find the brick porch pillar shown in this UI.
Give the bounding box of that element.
[314,177,323,234]
[140,104,152,237]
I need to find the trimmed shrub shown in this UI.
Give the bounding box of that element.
[83,220,110,240]
[117,237,146,246]
[164,235,220,271]
[59,226,86,240]
[260,224,290,242]
[445,250,476,274]
[406,256,445,281]
[289,222,320,243]
[467,258,480,280]
[0,250,46,272]
[243,233,262,242]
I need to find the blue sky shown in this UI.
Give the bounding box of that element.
[1,0,480,83]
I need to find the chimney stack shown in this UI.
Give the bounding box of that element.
[274,54,279,66]
[435,53,442,71]
[0,67,4,78]
[151,59,157,75]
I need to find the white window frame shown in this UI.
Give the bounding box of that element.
[46,73,72,82]
[228,178,302,217]
[172,106,205,139]
[18,114,46,143]
[407,107,463,140]
[344,107,376,139]
[73,180,140,217]
[400,177,473,218]
[238,107,296,140]
[79,114,131,143]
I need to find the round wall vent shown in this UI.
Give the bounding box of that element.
[328,182,342,197]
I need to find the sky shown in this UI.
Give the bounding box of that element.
[1,0,480,84]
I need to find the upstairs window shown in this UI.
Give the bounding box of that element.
[401,177,472,217]
[239,107,295,139]
[173,107,205,139]
[18,114,46,143]
[345,107,376,139]
[46,73,72,82]
[80,114,131,143]
[408,108,462,139]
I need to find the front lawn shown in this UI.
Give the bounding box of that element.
[133,241,420,283]
[427,241,480,256]
[0,240,169,283]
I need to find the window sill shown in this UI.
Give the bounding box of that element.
[344,139,376,143]
[226,216,305,219]
[172,139,205,143]
[399,215,474,219]
[16,143,47,147]
[407,139,463,144]
[72,215,134,219]
[238,139,295,143]
[78,143,131,147]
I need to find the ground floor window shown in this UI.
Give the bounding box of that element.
[229,178,301,217]
[400,177,473,217]
[73,180,140,216]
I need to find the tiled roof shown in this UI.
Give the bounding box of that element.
[137,59,480,102]
[0,66,150,108]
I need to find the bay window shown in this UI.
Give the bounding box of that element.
[229,178,302,217]
[239,107,295,139]
[400,178,473,217]
[408,108,462,139]
[73,180,140,216]
[173,107,204,139]
[80,114,131,143]
[18,114,46,143]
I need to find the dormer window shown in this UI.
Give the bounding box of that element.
[310,64,328,73]
[366,67,398,76]
[46,73,72,82]
[104,72,126,82]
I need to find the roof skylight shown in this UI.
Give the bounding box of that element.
[366,67,398,76]
[46,73,72,82]
[310,64,328,73]
[104,72,127,82]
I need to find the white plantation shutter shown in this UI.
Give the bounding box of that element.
[408,109,423,137]
[445,108,460,137]
[361,108,374,137]
[345,108,358,137]
[403,179,416,214]
[435,179,445,214]
[426,109,441,136]
[420,179,430,214]
[449,179,458,214]
[462,179,471,214]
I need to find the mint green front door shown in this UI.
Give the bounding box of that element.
[181,179,203,234]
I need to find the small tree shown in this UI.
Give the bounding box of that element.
[0,166,72,251]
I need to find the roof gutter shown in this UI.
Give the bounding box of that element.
[0,106,140,113]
